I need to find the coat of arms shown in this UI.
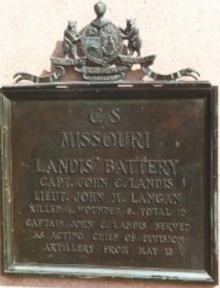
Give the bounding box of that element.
[14,1,199,83]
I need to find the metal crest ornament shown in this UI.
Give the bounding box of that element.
[81,23,123,65]
[14,1,200,83]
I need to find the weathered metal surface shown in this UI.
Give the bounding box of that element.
[0,82,217,282]
[13,2,200,83]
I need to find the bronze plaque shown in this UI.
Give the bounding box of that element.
[1,82,217,282]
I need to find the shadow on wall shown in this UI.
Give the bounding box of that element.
[40,40,144,82]
[40,41,83,82]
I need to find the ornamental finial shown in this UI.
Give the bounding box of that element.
[94,1,107,18]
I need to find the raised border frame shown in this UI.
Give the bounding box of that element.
[0,81,218,283]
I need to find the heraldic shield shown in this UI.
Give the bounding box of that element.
[81,22,123,66]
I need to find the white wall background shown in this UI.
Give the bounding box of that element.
[0,0,219,84]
